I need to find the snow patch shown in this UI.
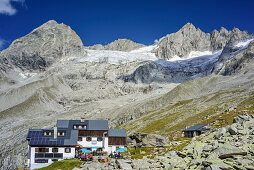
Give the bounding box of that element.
[166,51,215,62]
[19,72,37,79]
[235,39,254,49]
[156,50,223,68]
[187,51,213,58]
[129,45,157,53]
[154,34,171,43]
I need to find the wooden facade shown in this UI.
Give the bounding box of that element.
[108,137,127,145]
[78,130,108,137]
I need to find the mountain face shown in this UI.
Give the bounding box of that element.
[87,39,145,52]
[0,21,254,169]
[0,20,86,72]
[154,23,251,60]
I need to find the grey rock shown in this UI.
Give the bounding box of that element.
[0,20,86,71]
[228,125,238,135]
[115,159,133,169]
[155,23,211,60]
[233,116,244,124]
[87,39,145,52]
[129,132,169,147]
[154,23,251,60]
[208,164,222,170]
[214,127,227,139]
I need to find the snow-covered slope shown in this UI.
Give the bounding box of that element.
[77,45,158,65]
[235,38,254,50]
[77,44,223,66]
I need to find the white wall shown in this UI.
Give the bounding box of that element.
[29,146,75,170]
[107,145,125,153]
[77,137,104,148]
[77,137,125,154]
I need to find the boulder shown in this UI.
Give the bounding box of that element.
[129,133,169,147]
[228,125,238,135]
[115,159,133,169]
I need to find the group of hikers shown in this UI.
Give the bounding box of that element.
[77,150,124,162]
[109,151,123,159]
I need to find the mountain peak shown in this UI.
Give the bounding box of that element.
[103,39,145,52]
[0,20,86,71]
[181,22,196,30]
[43,20,58,25]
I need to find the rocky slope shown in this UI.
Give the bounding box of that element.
[87,39,145,52]
[62,114,254,169]
[0,21,254,169]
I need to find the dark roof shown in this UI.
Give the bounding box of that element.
[127,138,133,143]
[108,129,127,137]
[56,120,108,130]
[27,119,126,146]
[87,120,108,130]
[26,129,78,146]
[182,124,208,132]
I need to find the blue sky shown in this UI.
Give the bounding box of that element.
[0,0,253,50]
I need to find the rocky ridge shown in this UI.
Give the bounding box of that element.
[87,39,145,52]
[155,23,252,60]
[120,32,254,84]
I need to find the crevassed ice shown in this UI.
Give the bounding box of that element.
[77,45,158,65]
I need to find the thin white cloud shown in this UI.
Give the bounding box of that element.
[0,0,25,15]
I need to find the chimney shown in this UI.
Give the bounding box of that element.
[54,126,57,139]
[81,117,85,122]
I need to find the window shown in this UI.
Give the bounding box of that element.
[44,132,51,136]
[35,159,48,163]
[45,153,53,158]
[74,125,86,129]
[52,159,58,162]
[53,153,63,158]
[86,137,91,141]
[65,148,71,153]
[52,148,58,153]
[78,137,82,141]
[58,132,65,136]
[35,153,63,159]
[35,148,49,153]
[35,153,44,158]
[97,137,103,141]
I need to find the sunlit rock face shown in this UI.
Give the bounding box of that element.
[154,23,251,60]
[0,20,86,71]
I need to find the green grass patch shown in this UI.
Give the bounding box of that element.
[39,159,82,170]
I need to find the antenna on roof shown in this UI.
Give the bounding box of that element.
[53,126,57,139]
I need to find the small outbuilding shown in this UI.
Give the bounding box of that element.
[183,124,210,137]
[126,138,133,147]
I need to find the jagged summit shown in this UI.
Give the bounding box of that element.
[154,23,252,60]
[0,20,86,71]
